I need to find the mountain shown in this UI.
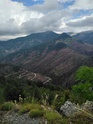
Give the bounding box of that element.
[0,31,65,58]
[72,31,93,45]
[0,36,86,87]
[1,31,93,87]
[0,31,73,59]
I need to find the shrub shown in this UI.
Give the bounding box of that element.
[53,96,65,111]
[44,111,63,124]
[75,66,93,83]
[69,112,93,124]
[19,103,43,114]
[1,102,14,111]
[29,109,45,118]
[72,82,93,104]
[19,104,32,114]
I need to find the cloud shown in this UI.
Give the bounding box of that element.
[58,0,74,3]
[0,0,44,39]
[0,0,67,40]
[21,9,71,34]
[66,14,93,27]
[30,0,60,12]
[0,19,21,35]
[69,0,93,10]
[0,0,93,40]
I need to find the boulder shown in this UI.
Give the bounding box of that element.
[60,101,79,117]
[60,100,93,117]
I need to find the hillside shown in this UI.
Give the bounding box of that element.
[73,30,93,45]
[0,31,69,58]
[1,31,93,87]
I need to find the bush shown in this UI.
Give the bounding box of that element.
[75,66,93,83]
[1,102,14,111]
[72,82,93,104]
[69,112,93,124]
[19,104,32,114]
[29,109,44,118]
[19,103,43,114]
[69,66,93,104]
[53,96,65,111]
[44,111,63,124]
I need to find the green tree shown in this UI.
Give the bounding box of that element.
[72,82,93,103]
[75,66,93,83]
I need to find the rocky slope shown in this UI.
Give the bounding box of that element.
[0,112,46,124]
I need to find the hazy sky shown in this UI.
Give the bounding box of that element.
[0,0,93,40]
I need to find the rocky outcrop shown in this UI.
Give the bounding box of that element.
[1,111,46,124]
[60,101,79,117]
[60,100,93,117]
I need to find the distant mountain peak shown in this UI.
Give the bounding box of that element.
[28,31,57,36]
[55,32,71,41]
[61,33,71,39]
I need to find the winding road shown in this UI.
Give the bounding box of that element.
[43,77,52,84]
[31,73,36,80]
[4,69,51,84]
[4,69,37,81]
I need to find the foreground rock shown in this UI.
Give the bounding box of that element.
[60,100,93,117]
[60,101,79,117]
[1,111,46,124]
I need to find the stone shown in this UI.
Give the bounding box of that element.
[60,101,79,117]
[1,112,46,124]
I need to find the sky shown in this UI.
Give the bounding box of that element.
[0,0,93,40]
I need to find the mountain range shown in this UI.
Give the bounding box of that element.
[0,30,93,87]
[0,31,68,58]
